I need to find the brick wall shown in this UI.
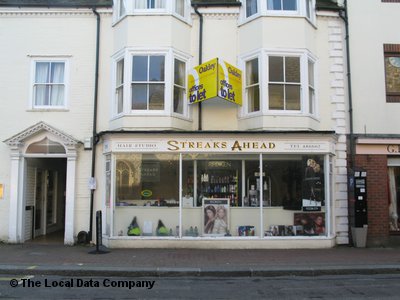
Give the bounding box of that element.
[354,155,389,246]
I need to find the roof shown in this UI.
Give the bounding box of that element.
[0,0,112,7]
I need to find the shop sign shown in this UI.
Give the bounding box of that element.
[141,190,153,198]
[387,145,400,154]
[113,138,331,154]
[188,58,242,106]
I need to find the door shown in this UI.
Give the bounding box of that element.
[34,169,58,237]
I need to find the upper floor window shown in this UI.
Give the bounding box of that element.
[134,0,166,9]
[115,0,189,21]
[113,49,189,117]
[241,50,316,116]
[384,44,400,103]
[242,0,315,22]
[267,0,297,11]
[32,60,67,109]
[246,0,258,17]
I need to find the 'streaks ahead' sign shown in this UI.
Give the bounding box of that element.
[188,58,242,106]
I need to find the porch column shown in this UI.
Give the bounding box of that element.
[8,150,22,243]
[64,153,77,245]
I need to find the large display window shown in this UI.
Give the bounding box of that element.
[111,152,329,239]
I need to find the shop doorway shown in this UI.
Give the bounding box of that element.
[25,158,67,243]
[389,167,400,232]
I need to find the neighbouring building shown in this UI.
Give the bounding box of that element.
[346,0,400,246]
[0,0,349,248]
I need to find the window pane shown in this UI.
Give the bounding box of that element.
[174,86,184,114]
[309,87,315,114]
[174,59,185,87]
[35,62,49,83]
[246,0,258,17]
[117,59,124,85]
[285,57,300,83]
[34,85,49,105]
[132,56,148,81]
[132,84,148,110]
[50,63,65,83]
[149,56,165,82]
[246,58,259,85]
[308,60,314,86]
[283,0,297,11]
[286,85,301,110]
[119,0,126,16]
[149,84,165,110]
[247,86,260,113]
[269,84,284,110]
[117,86,124,114]
[50,85,64,106]
[385,57,400,93]
[175,0,185,16]
[267,0,282,10]
[269,56,284,82]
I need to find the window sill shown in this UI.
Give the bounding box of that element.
[27,108,69,112]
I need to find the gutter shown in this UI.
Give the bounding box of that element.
[193,5,203,131]
[338,0,355,168]
[89,7,101,243]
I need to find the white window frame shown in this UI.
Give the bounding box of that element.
[114,0,191,23]
[240,0,316,24]
[30,58,69,110]
[240,49,317,117]
[111,48,190,118]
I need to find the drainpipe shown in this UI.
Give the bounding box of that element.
[194,5,203,131]
[89,8,101,242]
[339,0,355,168]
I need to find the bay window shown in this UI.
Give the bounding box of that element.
[242,0,315,21]
[115,0,189,20]
[242,50,316,115]
[113,49,188,117]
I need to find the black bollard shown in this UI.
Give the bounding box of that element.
[89,210,110,254]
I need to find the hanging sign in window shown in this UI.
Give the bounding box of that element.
[188,58,242,106]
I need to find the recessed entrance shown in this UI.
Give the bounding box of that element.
[24,158,67,243]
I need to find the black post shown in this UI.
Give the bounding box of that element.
[89,210,109,254]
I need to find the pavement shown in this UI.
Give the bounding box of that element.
[0,241,400,277]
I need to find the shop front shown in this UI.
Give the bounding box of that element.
[355,138,400,246]
[101,132,337,249]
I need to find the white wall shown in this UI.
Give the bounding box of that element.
[348,0,400,134]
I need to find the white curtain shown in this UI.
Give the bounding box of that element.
[155,0,166,9]
[34,62,49,106]
[388,167,398,228]
[134,0,165,9]
[50,63,65,106]
[175,0,185,16]
[134,0,146,9]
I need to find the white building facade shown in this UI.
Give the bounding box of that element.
[346,0,400,246]
[0,0,349,248]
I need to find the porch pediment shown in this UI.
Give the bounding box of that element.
[3,121,81,149]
